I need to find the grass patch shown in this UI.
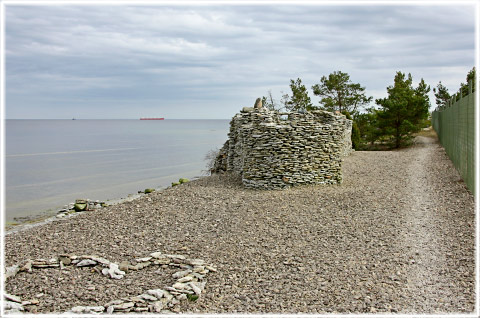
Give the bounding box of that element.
[187,294,199,302]
[414,126,438,139]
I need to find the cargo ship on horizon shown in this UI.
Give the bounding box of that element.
[140,117,165,120]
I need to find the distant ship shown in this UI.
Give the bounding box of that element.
[140,118,164,120]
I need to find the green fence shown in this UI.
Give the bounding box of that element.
[432,81,475,195]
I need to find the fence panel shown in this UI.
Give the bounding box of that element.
[432,83,475,195]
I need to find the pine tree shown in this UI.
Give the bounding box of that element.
[375,72,430,148]
[284,78,314,112]
[433,81,451,108]
[312,71,372,114]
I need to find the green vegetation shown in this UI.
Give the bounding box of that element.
[433,67,475,107]
[459,67,476,98]
[187,294,199,302]
[260,68,474,150]
[261,91,278,111]
[375,72,430,148]
[283,78,314,112]
[433,81,451,108]
[144,188,155,194]
[172,178,190,187]
[312,71,372,114]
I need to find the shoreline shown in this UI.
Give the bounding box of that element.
[5,176,201,235]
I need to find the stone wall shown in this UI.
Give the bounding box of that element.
[213,107,353,189]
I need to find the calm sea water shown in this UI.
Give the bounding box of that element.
[5,119,230,223]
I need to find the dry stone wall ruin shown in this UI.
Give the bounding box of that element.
[213,104,353,190]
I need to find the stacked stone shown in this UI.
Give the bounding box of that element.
[4,252,216,315]
[213,107,352,190]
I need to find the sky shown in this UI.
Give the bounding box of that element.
[3,1,478,119]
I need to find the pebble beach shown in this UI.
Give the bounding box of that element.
[4,135,476,314]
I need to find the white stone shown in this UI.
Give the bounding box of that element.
[165,254,186,260]
[150,252,166,258]
[188,282,202,295]
[172,282,190,290]
[186,258,205,266]
[4,293,21,303]
[5,265,20,280]
[138,294,157,301]
[113,302,134,310]
[177,275,193,283]
[89,256,110,266]
[102,263,125,279]
[4,301,24,311]
[105,299,124,307]
[147,289,165,299]
[205,265,217,272]
[172,269,192,279]
[151,299,169,312]
[70,306,86,313]
[76,259,97,267]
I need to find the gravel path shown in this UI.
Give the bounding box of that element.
[4,135,475,314]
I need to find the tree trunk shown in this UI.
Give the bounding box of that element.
[395,125,401,148]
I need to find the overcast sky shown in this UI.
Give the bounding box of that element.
[4,2,477,119]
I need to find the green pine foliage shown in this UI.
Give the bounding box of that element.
[284,78,314,112]
[375,72,430,148]
[312,71,372,115]
[433,81,451,108]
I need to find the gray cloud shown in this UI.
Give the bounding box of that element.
[5,3,476,119]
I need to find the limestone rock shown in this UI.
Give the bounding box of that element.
[70,306,105,313]
[5,265,20,280]
[172,269,192,279]
[137,293,158,301]
[254,97,263,109]
[4,293,22,303]
[102,263,125,279]
[5,301,24,311]
[76,259,97,267]
[186,258,205,266]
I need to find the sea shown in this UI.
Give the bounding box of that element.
[4,119,230,224]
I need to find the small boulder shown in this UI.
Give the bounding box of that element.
[241,107,254,113]
[74,199,87,212]
[254,97,263,109]
[76,259,97,267]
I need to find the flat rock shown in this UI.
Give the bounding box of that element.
[76,259,97,267]
[4,293,22,303]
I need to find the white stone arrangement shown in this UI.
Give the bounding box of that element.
[4,252,216,314]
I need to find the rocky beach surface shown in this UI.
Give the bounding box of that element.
[4,135,475,314]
